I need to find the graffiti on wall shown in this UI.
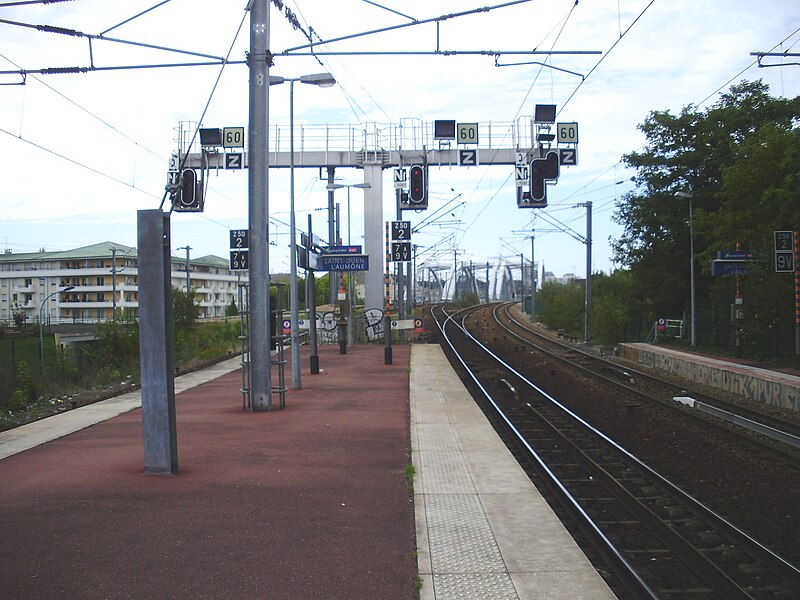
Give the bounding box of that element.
[308,307,387,344]
[363,308,384,341]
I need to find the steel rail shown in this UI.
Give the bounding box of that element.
[496,304,800,467]
[439,302,800,593]
[432,304,659,600]
[504,303,800,438]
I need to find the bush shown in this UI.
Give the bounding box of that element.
[1,315,239,430]
[8,388,29,412]
[458,292,480,308]
[8,360,37,412]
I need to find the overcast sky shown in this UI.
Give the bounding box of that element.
[1,0,798,277]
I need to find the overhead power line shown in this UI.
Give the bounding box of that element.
[558,0,656,116]
[0,0,75,6]
[0,125,161,199]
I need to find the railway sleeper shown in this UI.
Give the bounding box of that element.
[656,587,714,597]
[624,548,680,556]
[597,520,645,527]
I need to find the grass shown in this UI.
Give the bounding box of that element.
[405,463,416,489]
[0,319,240,432]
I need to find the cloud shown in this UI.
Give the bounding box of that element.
[1,0,798,276]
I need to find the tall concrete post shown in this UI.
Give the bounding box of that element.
[362,165,384,313]
[530,233,536,318]
[585,201,593,344]
[248,0,273,410]
[327,166,337,305]
[308,213,320,374]
[137,209,177,475]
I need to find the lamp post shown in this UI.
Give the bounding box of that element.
[326,181,371,345]
[675,191,696,347]
[272,72,336,390]
[39,285,75,376]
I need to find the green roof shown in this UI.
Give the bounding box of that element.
[192,255,230,267]
[0,241,135,262]
[0,242,229,269]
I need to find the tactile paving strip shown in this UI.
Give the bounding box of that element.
[411,380,450,424]
[416,423,475,495]
[425,493,507,573]
[433,573,519,600]
[413,346,521,599]
[418,452,476,495]
[416,423,461,453]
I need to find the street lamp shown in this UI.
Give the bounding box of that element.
[39,285,75,376]
[327,181,371,345]
[272,72,336,390]
[674,191,696,347]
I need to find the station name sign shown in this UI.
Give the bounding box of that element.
[315,254,370,272]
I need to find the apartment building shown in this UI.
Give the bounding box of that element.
[0,241,245,325]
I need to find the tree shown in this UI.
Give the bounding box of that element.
[590,270,646,344]
[612,80,800,354]
[224,298,239,317]
[172,287,199,330]
[536,281,584,337]
[11,304,27,334]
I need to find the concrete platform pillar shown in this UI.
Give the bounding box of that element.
[137,209,178,475]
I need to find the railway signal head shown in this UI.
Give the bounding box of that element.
[530,151,560,204]
[408,165,428,209]
[174,168,204,212]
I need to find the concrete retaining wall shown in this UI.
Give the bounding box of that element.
[619,343,800,412]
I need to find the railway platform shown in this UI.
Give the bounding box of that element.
[619,342,800,412]
[0,342,616,600]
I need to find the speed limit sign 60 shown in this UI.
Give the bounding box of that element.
[457,123,478,144]
[556,122,579,144]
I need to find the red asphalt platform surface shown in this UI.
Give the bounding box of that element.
[0,344,415,600]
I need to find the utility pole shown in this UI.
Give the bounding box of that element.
[530,232,536,318]
[177,245,191,294]
[396,188,404,318]
[577,201,593,344]
[247,0,273,411]
[308,213,319,374]
[412,244,418,310]
[327,166,337,305]
[485,262,490,303]
[453,250,458,301]
[110,246,118,322]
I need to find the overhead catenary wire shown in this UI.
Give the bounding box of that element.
[0,0,75,6]
[699,25,800,106]
[557,0,656,117]
[100,0,174,36]
[0,1,253,216]
[0,125,162,199]
[0,51,164,161]
[278,0,394,123]
[453,0,584,257]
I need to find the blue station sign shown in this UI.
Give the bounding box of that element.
[316,254,369,272]
[711,259,751,277]
[322,245,362,254]
[716,249,755,260]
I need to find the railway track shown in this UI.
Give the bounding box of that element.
[491,303,800,468]
[431,303,800,600]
